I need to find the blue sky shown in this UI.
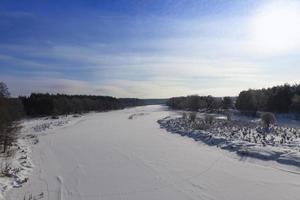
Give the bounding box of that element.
[1,0,300,98]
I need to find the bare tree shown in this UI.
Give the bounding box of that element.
[204,114,214,125]
[0,82,10,98]
[261,112,276,129]
[189,112,196,122]
[0,82,22,153]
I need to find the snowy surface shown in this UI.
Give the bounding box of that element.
[0,135,33,200]
[0,115,83,199]
[4,105,300,200]
[158,113,300,167]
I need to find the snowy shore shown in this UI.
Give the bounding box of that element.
[158,113,300,167]
[0,114,83,199]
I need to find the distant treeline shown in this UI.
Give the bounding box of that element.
[143,98,168,105]
[167,84,300,115]
[119,98,145,108]
[236,84,300,113]
[20,94,145,117]
[167,95,233,111]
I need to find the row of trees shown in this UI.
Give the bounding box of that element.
[20,94,145,117]
[167,95,233,111]
[167,84,300,115]
[236,84,300,113]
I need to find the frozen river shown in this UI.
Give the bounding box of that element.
[6,105,300,200]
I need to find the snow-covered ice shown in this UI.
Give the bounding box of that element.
[4,105,300,200]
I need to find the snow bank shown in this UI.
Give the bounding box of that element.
[158,116,300,167]
[0,114,83,199]
[20,114,84,135]
[0,134,33,199]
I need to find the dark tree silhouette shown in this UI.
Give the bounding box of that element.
[20,94,144,117]
[222,96,233,109]
[236,84,300,114]
[0,82,24,153]
[261,112,276,129]
[167,95,222,111]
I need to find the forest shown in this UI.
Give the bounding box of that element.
[236,84,300,114]
[167,95,233,111]
[20,94,144,117]
[167,84,300,115]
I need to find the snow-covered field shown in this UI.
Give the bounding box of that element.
[3,105,300,200]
